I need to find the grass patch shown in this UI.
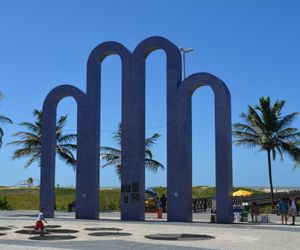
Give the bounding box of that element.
[0,187,120,211]
[0,186,262,211]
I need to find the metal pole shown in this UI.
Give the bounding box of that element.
[183,51,186,79]
[180,48,193,80]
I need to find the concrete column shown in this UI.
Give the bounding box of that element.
[40,99,56,218]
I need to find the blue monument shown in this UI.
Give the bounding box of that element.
[40,36,233,223]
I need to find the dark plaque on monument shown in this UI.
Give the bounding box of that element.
[131,193,140,203]
[121,185,131,193]
[132,182,139,192]
[123,194,129,204]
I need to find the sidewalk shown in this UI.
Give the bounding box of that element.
[0,211,299,250]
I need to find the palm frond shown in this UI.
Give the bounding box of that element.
[24,152,41,168]
[100,146,121,156]
[57,134,77,143]
[0,127,3,148]
[57,115,67,129]
[9,109,76,169]
[233,139,261,149]
[58,143,77,151]
[10,131,40,140]
[56,146,76,170]
[112,123,122,145]
[233,122,257,134]
[276,130,300,142]
[145,158,165,172]
[101,151,121,168]
[12,147,40,160]
[101,123,163,180]
[115,165,122,180]
[145,149,153,159]
[0,115,13,124]
[145,133,161,152]
[275,112,299,132]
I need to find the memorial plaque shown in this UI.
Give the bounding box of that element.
[131,193,140,203]
[132,182,139,192]
[121,185,131,193]
[123,194,129,204]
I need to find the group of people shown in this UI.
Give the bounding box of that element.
[249,196,298,225]
[277,196,297,225]
[33,194,297,236]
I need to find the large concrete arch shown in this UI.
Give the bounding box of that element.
[119,36,182,221]
[86,42,132,219]
[40,37,233,223]
[40,84,87,218]
[174,72,233,223]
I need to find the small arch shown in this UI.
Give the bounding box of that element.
[169,72,233,223]
[40,84,87,218]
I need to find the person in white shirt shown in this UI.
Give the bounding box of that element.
[35,208,47,235]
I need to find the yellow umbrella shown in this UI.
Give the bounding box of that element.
[233,189,253,197]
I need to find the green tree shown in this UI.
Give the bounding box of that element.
[9,109,76,169]
[0,92,13,148]
[100,123,164,180]
[26,177,34,187]
[233,97,300,206]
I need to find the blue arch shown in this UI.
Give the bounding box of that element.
[174,72,233,223]
[40,84,87,218]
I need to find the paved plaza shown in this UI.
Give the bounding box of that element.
[0,211,299,249]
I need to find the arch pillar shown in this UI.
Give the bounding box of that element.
[173,72,233,223]
[86,41,132,220]
[122,36,182,221]
[40,84,87,218]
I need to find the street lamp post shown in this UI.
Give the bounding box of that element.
[180,48,193,79]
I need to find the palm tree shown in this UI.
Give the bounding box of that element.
[0,92,13,148]
[100,123,164,179]
[9,109,77,169]
[233,96,300,207]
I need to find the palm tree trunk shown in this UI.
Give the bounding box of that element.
[267,150,274,207]
[54,189,57,211]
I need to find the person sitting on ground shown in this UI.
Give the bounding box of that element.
[289,196,297,225]
[278,197,289,225]
[249,201,260,222]
[35,208,47,236]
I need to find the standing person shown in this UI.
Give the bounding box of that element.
[278,197,289,225]
[35,208,47,236]
[249,201,260,222]
[160,194,167,213]
[155,196,161,210]
[289,197,297,225]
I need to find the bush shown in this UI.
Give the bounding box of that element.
[0,196,10,210]
[107,201,119,211]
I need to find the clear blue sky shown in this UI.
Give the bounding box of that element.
[0,0,300,188]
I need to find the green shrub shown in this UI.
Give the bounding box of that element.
[0,196,10,210]
[107,201,119,211]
